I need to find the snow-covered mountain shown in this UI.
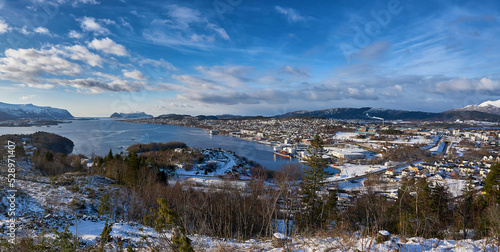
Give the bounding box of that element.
[453,99,500,115]
[479,99,500,107]
[0,102,73,120]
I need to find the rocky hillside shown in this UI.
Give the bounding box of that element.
[110,112,153,119]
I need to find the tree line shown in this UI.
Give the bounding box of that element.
[95,138,500,242]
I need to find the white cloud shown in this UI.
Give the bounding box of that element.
[20,26,30,35]
[77,16,110,35]
[434,77,500,95]
[17,26,50,36]
[88,37,128,56]
[171,74,223,91]
[0,19,10,33]
[16,83,56,89]
[34,27,49,34]
[207,23,230,40]
[120,17,133,32]
[275,6,308,23]
[123,69,145,80]
[347,87,378,100]
[143,5,231,49]
[64,45,103,67]
[172,65,342,105]
[167,5,202,27]
[138,58,177,71]
[51,78,124,94]
[0,48,81,84]
[50,72,147,94]
[353,41,391,61]
[190,34,215,43]
[130,10,145,18]
[99,18,116,25]
[382,84,403,97]
[194,65,253,87]
[284,85,342,102]
[281,66,309,77]
[36,0,100,7]
[177,89,290,105]
[0,44,150,94]
[72,0,99,7]
[94,72,147,90]
[68,30,83,39]
[257,75,284,85]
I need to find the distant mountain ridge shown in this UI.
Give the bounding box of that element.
[150,107,500,122]
[275,107,437,120]
[156,114,242,120]
[431,110,500,121]
[0,102,73,121]
[110,112,153,119]
[274,106,500,122]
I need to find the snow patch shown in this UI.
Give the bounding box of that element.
[479,99,500,108]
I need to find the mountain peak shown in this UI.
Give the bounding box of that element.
[453,99,500,116]
[479,99,500,108]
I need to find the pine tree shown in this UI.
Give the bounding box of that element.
[484,163,500,204]
[106,149,113,161]
[144,198,194,252]
[299,135,332,230]
[125,152,141,187]
[99,220,112,250]
[456,178,475,239]
[45,151,54,162]
[52,224,77,252]
[323,189,338,224]
[428,181,451,237]
[98,192,111,217]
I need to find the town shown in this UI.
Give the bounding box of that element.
[1,116,500,250]
[129,116,499,191]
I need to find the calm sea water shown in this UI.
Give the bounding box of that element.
[0,118,297,170]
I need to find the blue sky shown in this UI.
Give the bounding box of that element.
[0,0,499,117]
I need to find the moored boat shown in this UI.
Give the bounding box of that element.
[273,150,291,158]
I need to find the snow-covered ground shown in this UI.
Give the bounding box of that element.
[422,136,441,150]
[173,151,252,189]
[21,217,500,251]
[428,177,469,198]
[176,151,237,177]
[1,157,499,251]
[325,164,388,182]
[61,225,500,251]
[334,132,434,145]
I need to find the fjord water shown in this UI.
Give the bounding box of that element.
[0,118,297,170]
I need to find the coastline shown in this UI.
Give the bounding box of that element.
[0,119,72,127]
